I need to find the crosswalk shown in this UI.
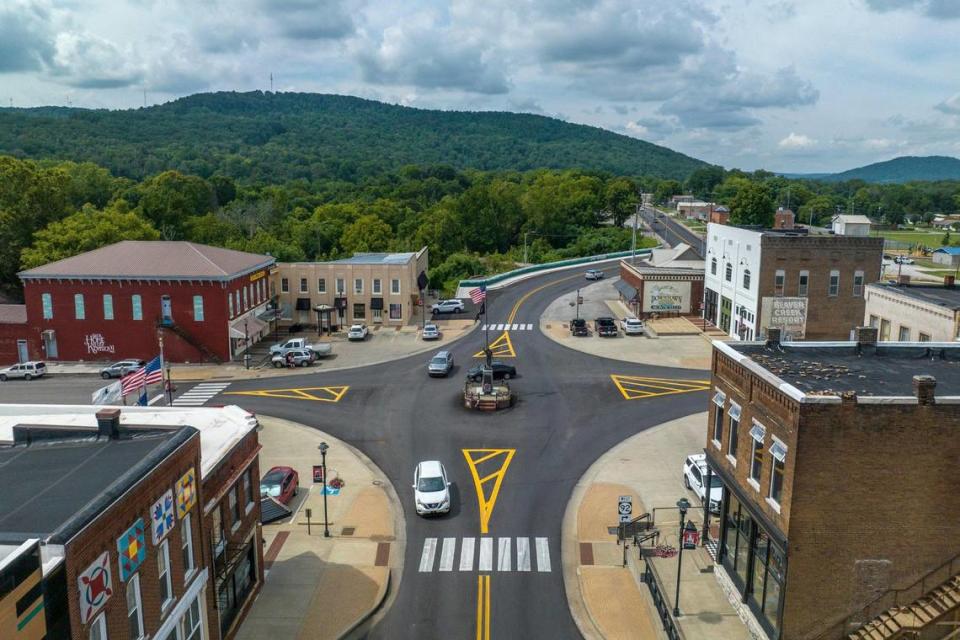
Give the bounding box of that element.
[481,323,534,331]
[418,536,551,573]
[172,382,231,406]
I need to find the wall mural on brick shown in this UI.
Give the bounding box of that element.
[151,489,176,544]
[77,551,113,624]
[116,518,147,581]
[176,467,197,518]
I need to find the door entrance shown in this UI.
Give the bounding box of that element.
[16,340,28,363]
[42,331,58,359]
[161,295,173,325]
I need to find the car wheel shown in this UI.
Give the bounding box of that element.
[24,374,31,381]
[273,361,282,368]
[101,371,111,379]
[684,476,691,490]
[300,361,309,367]
[0,375,6,382]
[502,372,510,380]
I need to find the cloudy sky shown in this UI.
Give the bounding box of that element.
[2,0,959,172]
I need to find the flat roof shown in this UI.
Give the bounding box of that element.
[726,342,960,397]
[329,252,417,265]
[869,282,960,310]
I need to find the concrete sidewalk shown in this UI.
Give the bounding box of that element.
[563,413,756,640]
[236,416,402,640]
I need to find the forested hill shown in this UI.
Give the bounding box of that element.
[0,91,707,183]
[823,156,960,183]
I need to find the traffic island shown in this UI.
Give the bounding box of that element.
[462,379,515,411]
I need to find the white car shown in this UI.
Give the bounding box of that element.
[431,299,465,314]
[347,324,369,341]
[412,460,451,516]
[894,256,914,265]
[0,361,46,382]
[585,269,605,280]
[683,454,723,514]
[622,317,645,335]
[422,323,440,340]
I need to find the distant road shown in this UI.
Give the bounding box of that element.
[637,206,706,257]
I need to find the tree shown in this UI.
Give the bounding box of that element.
[604,177,638,227]
[340,214,393,254]
[942,231,951,246]
[684,166,725,199]
[21,203,160,269]
[729,182,775,227]
[136,170,215,238]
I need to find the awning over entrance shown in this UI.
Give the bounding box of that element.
[370,297,384,310]
[614,279,638,301]
[295,297,312,311]
[230,317,267,339]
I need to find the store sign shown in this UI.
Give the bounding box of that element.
[84,333,115,355]
[760,297,807,340]
[681,523,700,550]
[642,282,691,313]
[250,270,267,282]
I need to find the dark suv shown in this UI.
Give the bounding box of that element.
[595,317,618,337]
[570,318,588,336]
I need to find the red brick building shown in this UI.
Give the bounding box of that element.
[7,241,275,364]
[618,259,705,319]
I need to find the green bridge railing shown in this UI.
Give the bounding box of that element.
[458,248,656,290]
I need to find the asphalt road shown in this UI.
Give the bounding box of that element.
[638,206,706,256]
[0,376,112,405]
[212,262,710,640]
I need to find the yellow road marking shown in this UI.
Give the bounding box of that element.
[476,576,483,640]
[610,374,710,400]
[505,274,580,325]
[475,575,491,640]
[473,331,516,358]
[224,385,349,402]
[462,448,515,534]
[485,575,491,640]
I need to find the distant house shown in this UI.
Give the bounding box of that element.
[931,216,960,229]
[709,206,730,225]
[669,194,696,207]
[831,214,872,236]
[932,246,960,267]
[676,201,715,221]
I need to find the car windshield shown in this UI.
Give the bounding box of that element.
[430,356,447,365]
[260,483,281,497]
[418,476,445,492]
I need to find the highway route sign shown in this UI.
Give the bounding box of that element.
[618,495,632,523]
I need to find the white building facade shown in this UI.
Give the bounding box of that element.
[703,224,763,340]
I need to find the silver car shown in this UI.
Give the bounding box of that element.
[0,361,47,381]
[427,351,454,377]
[100,359,145,379]
[271,349,315,368]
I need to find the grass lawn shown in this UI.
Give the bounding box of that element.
[876,230,947,246]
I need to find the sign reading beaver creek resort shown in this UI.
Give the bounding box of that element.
[760,297,808,340]
[642,282,691,313]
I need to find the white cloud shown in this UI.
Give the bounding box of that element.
[778,132,818,149]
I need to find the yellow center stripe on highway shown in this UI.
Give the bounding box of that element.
[610,375,710,400]
[224,386,349,402]
[505,273,581,325]
[475,574,491,640]
[463,449,515,534]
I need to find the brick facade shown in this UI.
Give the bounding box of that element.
[619,261,704,318]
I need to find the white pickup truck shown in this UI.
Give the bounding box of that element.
[269,338,333,358]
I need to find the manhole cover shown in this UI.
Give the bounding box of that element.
[341,527,356,536]
[372,480,382,486]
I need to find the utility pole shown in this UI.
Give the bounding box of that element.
[631,204,639,265]
[270,72,274,92]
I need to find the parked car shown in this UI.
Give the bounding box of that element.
[595,317,618,337]
[270,338,332,357]
[466,360,516,382]
[260,466,300,505]
[413,460,451,516]
[682,454,723,514]
[585,269,605,280]
[570,318,589,336]
[347,324,369,341]
[622,317,645,336]
[427,350,454,377]
[99,359,145,379]
[431,299,465,314]
[895,256,915,264]
[422,323,440,340]
[271,349,315,368]
[0,361,46,382]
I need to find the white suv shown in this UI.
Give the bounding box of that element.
[431,300,465,314]
[682,454,723,513]
[413,460,451,516]
[0,361,47,381]
[622,317,645,335]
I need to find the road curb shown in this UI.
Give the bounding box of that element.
[339,569,391,640]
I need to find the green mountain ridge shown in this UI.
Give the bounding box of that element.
[782,156,960,184]
[0,91,708,183]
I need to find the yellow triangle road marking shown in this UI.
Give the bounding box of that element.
[462,448,515,534]
[610,375,710,401]
[473,331,516,358]
[225,386,349,403]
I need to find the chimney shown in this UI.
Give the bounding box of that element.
[854,326,878,346]
[96,408,121,439]
[913,375,936,406]
[945,275,955,288]
[765,327,782,346]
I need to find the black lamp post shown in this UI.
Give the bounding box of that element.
[673,497,691,618]
[319,442,330,537]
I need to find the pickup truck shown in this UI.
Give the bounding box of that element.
[595,317,618,337]
[269,338,333,358]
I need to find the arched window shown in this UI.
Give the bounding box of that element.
[725,262,733,282]
[711,257,717,275]
[742,269,751,289]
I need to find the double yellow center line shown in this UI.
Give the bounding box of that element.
[505,273,580,325]
[475,575,491,640]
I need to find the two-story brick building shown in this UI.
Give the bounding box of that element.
[702,329,960,639]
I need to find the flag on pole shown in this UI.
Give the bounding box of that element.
[474,302,485,323]
[91,380,122,405]
[469,285,486,304]
[121,356,162,396]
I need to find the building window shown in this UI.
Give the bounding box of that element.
[229,485,241,530]
[41,293,53,319]
[90,612,107,640]
[103,294,114,320]
[710,257,717,275]
[712,390,725,445]
[725,262,732,282]
[242,287,248,311]
[769,440,787,506]
[158,539,173,610]
[318,278,326,294]
[126,573,144,639]
[354,278,363,294]
[193,295,204,322]
[131,294,142,321]
[281,278,289,293]
[212,504,225,559]
[179,597,203,640]
[853,270,864,297]
[919,332,931,342]
[389,303,402,320]
[235,290,240,313]
[353,303,366,320]
[74,293,85,320]
[299,278,308,293]
[181,512,195,580]
[228,294,233,318]
[798,271,809,297]
[391,278,400,294]
[868,314,878,328]
[336,278,345,294]
[880,318,891,341]
[898,326,910,341]
[749,422,765,486]
[742,269,751,290]
[728,403,741,460]
[774,270,785,297]
[373,307,382,323]
[373,278,382,294]
[244,469,255,512]
[828,270,840,296]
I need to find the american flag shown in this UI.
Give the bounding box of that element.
[469,285,486,304]
[121,356,163,395]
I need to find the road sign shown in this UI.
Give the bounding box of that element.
[618,495,632,523]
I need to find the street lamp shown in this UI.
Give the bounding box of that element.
[673,497,691,618]
[319,442,330,538]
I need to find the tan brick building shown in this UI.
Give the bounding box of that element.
[273,248,429,329]
[863,279,960,342]
[702,330,960,639]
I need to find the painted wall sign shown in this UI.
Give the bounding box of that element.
[760,297,808,340]
[77,551,113,624]
[117,518,147,582]
[643,281,691,313]
[150,489,176,544]
[83,333,115,355]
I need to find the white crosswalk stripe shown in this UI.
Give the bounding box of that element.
[481,323,535,332]
[172,382,231,406]
[417,537,551,573]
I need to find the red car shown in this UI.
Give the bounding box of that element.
[260,466,299,505]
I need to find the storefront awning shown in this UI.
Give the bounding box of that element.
[230,317,267,339]
[370,297,384,311]
[295,297,312,311]
[614,279,638,301]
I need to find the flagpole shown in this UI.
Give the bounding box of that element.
[158,329,169,406]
